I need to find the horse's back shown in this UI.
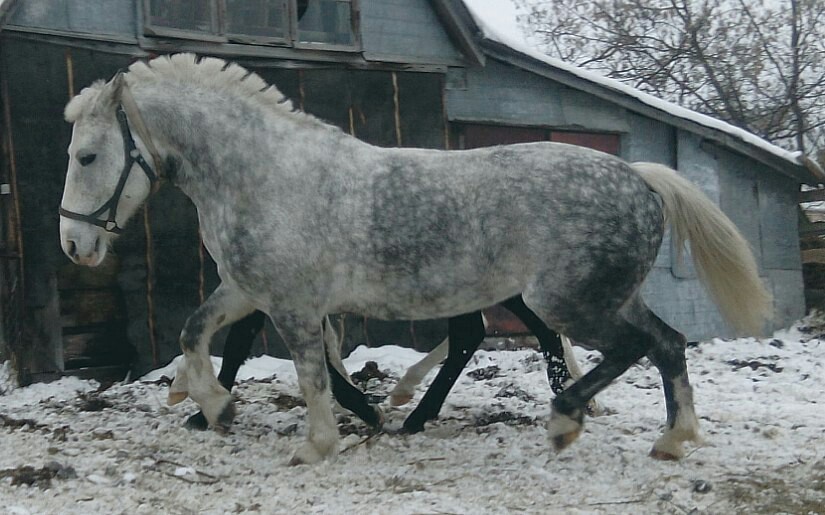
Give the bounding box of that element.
[343,141,664,320]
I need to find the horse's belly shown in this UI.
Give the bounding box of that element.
[348,270,526,321]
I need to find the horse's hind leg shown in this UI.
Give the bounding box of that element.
[389,338,448,407]
[500,296,569,394]
[500,296,604,416]
[638,311,701,460]
[185,310,267,430]
[546,319,654,451]
[402,311,485,433]
[168,283,255,433]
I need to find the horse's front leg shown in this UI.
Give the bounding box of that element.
[185,310,267,430]
[168,283,254,433]
[273,313,339,465]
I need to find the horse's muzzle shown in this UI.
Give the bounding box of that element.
[60,224,105,267]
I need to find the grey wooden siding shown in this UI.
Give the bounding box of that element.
[446,59,629,132]
[624,113,676,269]
[360,0,463,65]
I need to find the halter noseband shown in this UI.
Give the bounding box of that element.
[59,103,160,235]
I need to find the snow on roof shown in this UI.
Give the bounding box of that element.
[461,0,803,168]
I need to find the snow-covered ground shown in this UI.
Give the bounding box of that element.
[1,316,824,514]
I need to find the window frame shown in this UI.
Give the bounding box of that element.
[291,0,361,52]
[142,0,361,52]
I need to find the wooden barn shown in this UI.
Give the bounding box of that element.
[0,0,816,383]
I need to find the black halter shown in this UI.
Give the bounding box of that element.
[59,106,159,235]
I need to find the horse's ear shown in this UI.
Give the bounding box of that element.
[94,72,125,114]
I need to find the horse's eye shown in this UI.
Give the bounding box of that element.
[78,154,97,166]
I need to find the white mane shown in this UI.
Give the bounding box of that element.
[66,53,311,125]
[64,80,105,122]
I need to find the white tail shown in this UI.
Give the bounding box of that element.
[632,162,772,335]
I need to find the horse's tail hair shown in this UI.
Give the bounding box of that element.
[632,162,772,335]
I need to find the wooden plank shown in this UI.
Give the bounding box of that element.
[799,188,825,203]
[802,248,825,264]
[800,221,825,236]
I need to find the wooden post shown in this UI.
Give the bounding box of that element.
[143,206,159,368]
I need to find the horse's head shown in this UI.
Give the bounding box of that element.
[60,72,159,266]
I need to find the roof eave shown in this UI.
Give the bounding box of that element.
[429,0,485,67]
[481,39,815,184]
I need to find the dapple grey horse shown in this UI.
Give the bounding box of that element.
[59,54,771,464]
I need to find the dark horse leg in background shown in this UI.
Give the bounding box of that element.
[401,295,570,433]
[186,296,572,433]
[185,311,382,430]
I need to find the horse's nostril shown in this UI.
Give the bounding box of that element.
[67,240,78,258]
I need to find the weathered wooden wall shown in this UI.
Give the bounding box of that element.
[0,35,451,378]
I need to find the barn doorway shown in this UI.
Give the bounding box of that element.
[58,257,135,383]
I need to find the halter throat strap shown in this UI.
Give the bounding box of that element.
[59,88,161,235]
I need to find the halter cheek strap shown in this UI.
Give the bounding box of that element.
[59,91,161,235]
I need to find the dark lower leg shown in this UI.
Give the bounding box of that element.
[402,311,485,433]
[645,323,699,458]
[501,295,569,395]
[551,326,652,422]
[327,356,382,428]
[185,310,267,430]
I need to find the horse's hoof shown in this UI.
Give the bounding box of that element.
[389,393,413,407]
[167,390,189,406]
[401,418,426,435]
[213,402,236,435]
[546,409,583,451]
[184,411,209,431]
[551,429,581,451]
[368,406,385,430]
[288,441,338,465]
[649,448,681,461]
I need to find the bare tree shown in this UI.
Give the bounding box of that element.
[516,0,825,153]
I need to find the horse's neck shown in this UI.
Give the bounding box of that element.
[137,87,318,206]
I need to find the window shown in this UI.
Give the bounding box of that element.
[295,0,355,47]
[144,0,359,50]
[147,0,219,36]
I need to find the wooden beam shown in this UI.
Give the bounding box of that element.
[800,188,825,203]
[800,221,825,237]
[802,248,825,264]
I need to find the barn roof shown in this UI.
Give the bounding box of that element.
[438,0,814,182]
